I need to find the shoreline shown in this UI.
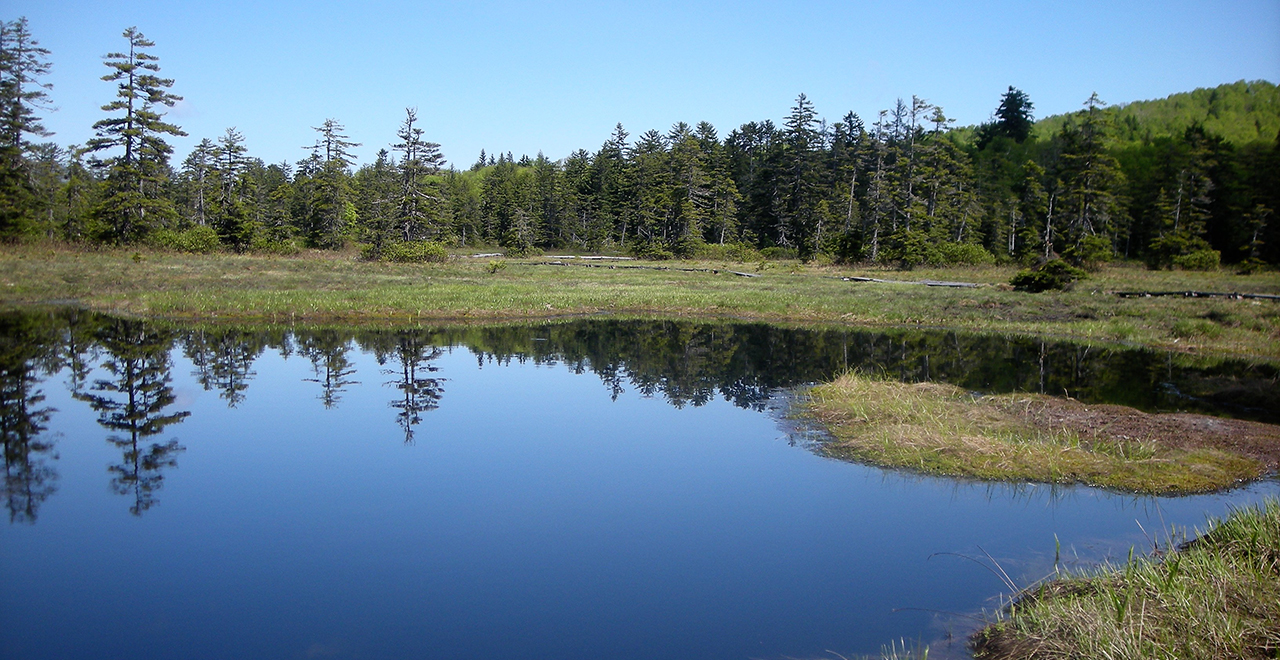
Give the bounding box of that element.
[2,244,1279,363]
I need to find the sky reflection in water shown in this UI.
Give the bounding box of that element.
[1,312,1277,660]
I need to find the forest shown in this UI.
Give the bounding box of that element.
[2,20,1279,269]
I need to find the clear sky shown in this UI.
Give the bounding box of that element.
[11,0,1280,169]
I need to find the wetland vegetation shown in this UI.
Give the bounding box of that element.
[2,244,1278,362]
[972,499,1280,660]
[4,17,1280,660]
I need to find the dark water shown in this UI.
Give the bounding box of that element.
[2,309,1278,660]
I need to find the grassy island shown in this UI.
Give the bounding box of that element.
[805,371,1280,495]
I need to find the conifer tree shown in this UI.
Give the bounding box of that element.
[85,27,186,243]
[177,138,217,226]
[0,17,53,239]
[629,128,670,250]
[996,87,1034,142]
[214,127,255,249]
[976,86,1035,147]
[301,119,359,248]
[1054,93,1127,263]
[353,148,397,255]
[1014,160,1049,258]
[776,93,821,254]
[392,107,445,241]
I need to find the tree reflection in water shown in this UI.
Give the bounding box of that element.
[76,319,190,515]
[2,309,1277,521]
[0,314,59,523]
[371,331,445,444]
[183,328,265,407]
[299,330,359,409]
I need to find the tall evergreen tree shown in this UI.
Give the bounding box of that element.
[177,138,216,226]
[300,119,359,248]
[85,27,186,243]
[775,93,822,254]
[212,127,255,249]
[353,148,396,254]
[995,87,1035,142]
[0,17,54,239]
[391,107,446,241]
[977,86,1035,148]
[1053,93,1127,261]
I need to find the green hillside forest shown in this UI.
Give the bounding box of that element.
[3,19,1279,270]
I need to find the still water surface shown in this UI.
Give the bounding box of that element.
[2,311,1277,659]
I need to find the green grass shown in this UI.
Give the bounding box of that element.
[972,499,1280,660]
[804,372,1268,495]
[1,243,1278,360]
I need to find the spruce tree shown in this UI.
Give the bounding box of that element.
[177,138,217,226]
[995,87,1034,142]
[85,27,186,243]
[776,93,821,254]
[392,107,446,241]
[301,119,359,248]
[214,127,255,249]
[1054,93,1127,264]
[353,148,397,255]
[0,17,54,239]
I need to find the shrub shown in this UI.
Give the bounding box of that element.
[927,242,995,266]
[148,226,222,253]
[486,259,507,274]
[825,230,863,264]
[1173,249,1220,271]
[670,236,706,258]
[878,230,929,269]
[693,242,762,262]
[806,252,835,267]
[381,240,449,263]
[1010,259,1088,292]
[503,244,542,258]
[1062,235,1112,271]
[633,242,674,260]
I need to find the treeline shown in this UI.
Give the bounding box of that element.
[2,20,1278,268]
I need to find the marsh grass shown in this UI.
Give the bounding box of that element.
[804,372,1266,494]
[1,243,1277,360]
[971,499,1280,660]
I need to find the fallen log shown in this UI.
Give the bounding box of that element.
[540,255,637,261]
[837,276,980,288]
[1113,290,1280,301]
[532,261,758,277]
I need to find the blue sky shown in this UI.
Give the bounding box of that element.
[11,0,1280,168]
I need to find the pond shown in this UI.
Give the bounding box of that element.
[2,309,1278,660]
